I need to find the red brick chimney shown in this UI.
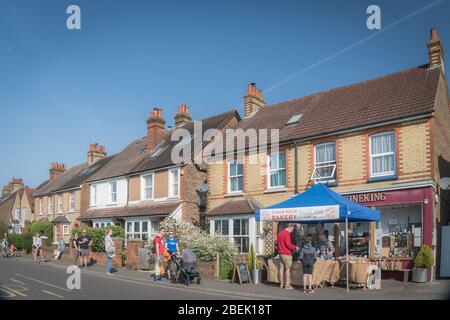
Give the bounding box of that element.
[87,143,107,165]
[428,28,445,75]
[244,83,266,117]
[10,178,24,191]
[174,104,192,127]
[49,162,66,180]
[2,185,12,198]
[146,107,166,152]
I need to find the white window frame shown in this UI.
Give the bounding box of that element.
[109,181,118,204]
[15,208,20,221]
[141,173,154,201]
[58,194,63,213]
[232,218,250,254]
[39,198,44,215]
[125,218,159,241]
[48,196,53,214]
[69,192,75,212]
[267,151,286,189]
[370,132,396,177]
[311,142,337,182]
[168,168,180,198]
[214,219,230,236]
[228,160,244,194]
[63,225,70,236]
[91,185,97,207]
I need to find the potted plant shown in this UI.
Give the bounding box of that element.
[412,245,434,283]
[247,244,263,283]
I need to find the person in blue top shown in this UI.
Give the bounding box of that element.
[164,230,180,280]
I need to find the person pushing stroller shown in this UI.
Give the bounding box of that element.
[164,230,180,280]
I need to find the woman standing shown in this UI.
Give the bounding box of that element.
[104,229,115,276]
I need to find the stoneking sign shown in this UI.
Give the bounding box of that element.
[260,205,339,222]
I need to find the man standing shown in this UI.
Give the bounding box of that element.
[78,229,91,268]
[318,232,335,258]
[277,223,299,289]
[152,227,166,282]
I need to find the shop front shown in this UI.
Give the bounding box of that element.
[342,186,435,278]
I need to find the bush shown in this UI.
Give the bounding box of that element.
[28,221,53,243]
[8,233,32,252]
[414,245,434,269]
[71,225,125,252]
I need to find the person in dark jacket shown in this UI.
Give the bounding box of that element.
[300,235,317,293]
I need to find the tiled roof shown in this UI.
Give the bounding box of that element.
[86,138,148,182]
[234,65,441,146]
[0,186,35,225]
[33,163,88,197]
[79,200,181,220]
[207,197,261,216]
[130,110,238,174]
[52,215,71,224]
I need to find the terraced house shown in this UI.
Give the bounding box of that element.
[80,105,239,241]
[33,144,114,243]
[0,179,34,234]
[206,28,450,277]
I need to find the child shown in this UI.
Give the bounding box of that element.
[300,235,317,293]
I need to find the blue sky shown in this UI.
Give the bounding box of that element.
[0,0,449,187]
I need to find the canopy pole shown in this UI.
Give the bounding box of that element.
[346,213,349,293]
[253,219,258,285]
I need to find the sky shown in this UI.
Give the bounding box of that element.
[0,0,449,188]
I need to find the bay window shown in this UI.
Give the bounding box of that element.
[233,219,249,253]
[370,132,396,177]
[126,219,159,241]
[214,219,229,236]
[228,161,243,193]
[268,152,286,188]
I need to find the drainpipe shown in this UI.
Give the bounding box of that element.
[292,140,299,194]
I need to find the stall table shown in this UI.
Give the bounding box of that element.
[267,258,339,288]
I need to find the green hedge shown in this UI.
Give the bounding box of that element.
[71,225,124,252]
[8,233,32,252]
[28,221,53,243]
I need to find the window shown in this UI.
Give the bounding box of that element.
[268,152,286,188]
[233,219,249,253]
[370,132,396,177]
[169,169,180,197]
[40,199,44,214]
[49,196,53,213]
[63,225,69,236]
[58,194,63,212]
[286,113,303,126]
[69,192,75,211]
[312,142,337,181]
[143,174,154,200]
[126,220,155,241]
[228,161,243,193]
[91,185,97,206]
[214,219,229,236]
[15,208,20,220]
[110,181,117,203]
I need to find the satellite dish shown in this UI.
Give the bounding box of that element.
[439,177,450,190]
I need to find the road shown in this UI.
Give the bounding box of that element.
[0,257,253,300]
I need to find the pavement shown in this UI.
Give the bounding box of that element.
[0,255,449,300]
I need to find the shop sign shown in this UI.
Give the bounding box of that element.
[345,192,386,203]
[259,205,339,222]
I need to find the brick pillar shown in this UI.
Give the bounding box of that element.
[126,239,144,270]
[112,238,124,267]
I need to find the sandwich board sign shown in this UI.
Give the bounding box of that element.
[232,263,252,285]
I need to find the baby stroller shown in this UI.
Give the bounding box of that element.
[169,248,201,286]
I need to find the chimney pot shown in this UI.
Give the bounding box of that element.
[244,83,266,117]
[147,107,166,152]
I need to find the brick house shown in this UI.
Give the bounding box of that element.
[206,28,450,277]
[80,105,239,242]
[33,144,113,243]
[0,179,34,234]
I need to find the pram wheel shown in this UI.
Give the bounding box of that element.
[184,278,190,286]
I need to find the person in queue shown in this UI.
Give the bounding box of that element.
[277,223,299,289]
[300,234,317,293]
[164,230,180,280]
[152,227,166,282]
[78,229,91,268]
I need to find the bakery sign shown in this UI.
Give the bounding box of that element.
[259,205,339,222]
[345,192,387,203]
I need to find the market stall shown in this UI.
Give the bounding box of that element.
[256,183,381,292]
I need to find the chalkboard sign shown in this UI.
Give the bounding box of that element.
[231,263,252,285]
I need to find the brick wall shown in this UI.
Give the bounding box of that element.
[126,239,144,270]
[181,164,207,223]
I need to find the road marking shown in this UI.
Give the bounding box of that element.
[10,278,26,285]
[0,287,16,298]
[41,290,64,298]
[14,273,70,292]
[0,285,28,297]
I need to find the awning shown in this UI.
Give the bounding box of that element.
[256,183,380,223]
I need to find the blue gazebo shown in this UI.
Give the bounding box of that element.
[255,183,381,292]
